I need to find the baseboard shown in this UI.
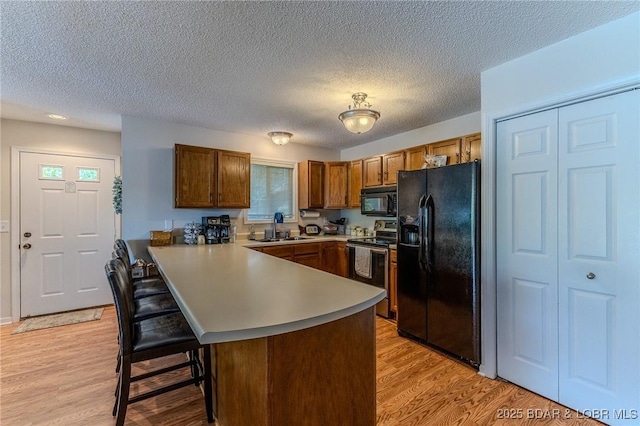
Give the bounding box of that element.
[0,316,14,325]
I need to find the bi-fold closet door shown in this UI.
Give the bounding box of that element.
[497,89,639,423]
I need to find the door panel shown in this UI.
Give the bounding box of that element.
[558,90,640,418]
[20,152,116,317]
[497,109,559,401]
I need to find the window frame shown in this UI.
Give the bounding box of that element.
[243,158,298,225]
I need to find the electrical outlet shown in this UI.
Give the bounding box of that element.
[164,219,174,230]
[0,221,9,233]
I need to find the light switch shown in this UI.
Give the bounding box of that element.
[0,221,9,233]
[164,219,174,230]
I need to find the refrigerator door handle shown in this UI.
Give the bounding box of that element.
[425,194,434,273]
[418,194,427,271]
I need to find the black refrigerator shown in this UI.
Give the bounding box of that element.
[396,161,480,366]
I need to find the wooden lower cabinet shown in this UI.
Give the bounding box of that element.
[212,307,376,426]
[261,245,293,261]
[336,242,348,278]
[321,242,337,274]
[294,243,322,269]
[389,249,397,315]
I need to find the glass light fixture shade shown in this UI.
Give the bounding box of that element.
[268,131,293,146]
[338,109,381,134]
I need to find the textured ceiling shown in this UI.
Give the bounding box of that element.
[1,1,638,149]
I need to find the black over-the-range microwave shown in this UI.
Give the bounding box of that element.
[360,186,397,217]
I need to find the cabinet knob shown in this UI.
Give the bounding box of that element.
[586,272,596,280]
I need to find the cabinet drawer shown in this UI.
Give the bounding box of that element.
[262,245,294,259]
[294,243,321,256]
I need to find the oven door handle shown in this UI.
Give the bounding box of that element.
[346,244,389,255]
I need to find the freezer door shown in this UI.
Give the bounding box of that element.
[396,242,427,342]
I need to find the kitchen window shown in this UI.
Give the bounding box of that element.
[245,159,298,223]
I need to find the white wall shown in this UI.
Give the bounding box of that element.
[479,11,640,379]
[0,119,121,322]
[120,116,341,258]
[340,112,480,161]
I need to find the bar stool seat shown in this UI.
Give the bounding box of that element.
[134,293,179,321]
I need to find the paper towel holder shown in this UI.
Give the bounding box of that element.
[300,210,320,218]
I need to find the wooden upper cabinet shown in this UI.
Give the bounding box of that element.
[362,156,383,187]
[175,144,250,209]
[324,162,349,209]
[175,144,216,208]
[427,138,462,165]
[382,151,405,185]
[405,146,427,171]
[217,150,251,208]
[461,133,481,163]
[298,160,324,209]
[349,160,362,208]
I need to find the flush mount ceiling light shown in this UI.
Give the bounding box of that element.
[47,114,67,120]
[268,131,293,146]
[338,92,380,134]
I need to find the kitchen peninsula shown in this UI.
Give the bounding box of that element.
[148,243,385,426]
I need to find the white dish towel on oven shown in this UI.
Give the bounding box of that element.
[354,246,372,279]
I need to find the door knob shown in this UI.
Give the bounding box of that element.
[586,272,596,280]
[24,232,32,238]
[23,243,32,249]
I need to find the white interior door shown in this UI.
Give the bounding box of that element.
[496,109,560,401]
[557,90,640,421]
[20,152,116,317]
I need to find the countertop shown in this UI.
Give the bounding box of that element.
[148,243,386,344]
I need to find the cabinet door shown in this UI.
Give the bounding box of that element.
[362,156,382,187]
[336,242,348,278]
[175,144,216,208]
[427,138,462,165]
[405,146,426,171]
[349,160,362,208]
[382,151,405,185]
[389,249,397,314]
[217,150,251,208]
[461,133,482,163]
[299,161,324,209]
[321,242,337,274]
[324,162,349,209]
[294,243,322,269]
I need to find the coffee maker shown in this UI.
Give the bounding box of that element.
[202,215,231,244]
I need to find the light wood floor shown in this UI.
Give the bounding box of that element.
[1,307,600,425]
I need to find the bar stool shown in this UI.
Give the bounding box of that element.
[105,258,214,425]
[112,248,169,299]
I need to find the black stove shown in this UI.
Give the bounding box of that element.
[347,237,395,248]
[347,220,397,248]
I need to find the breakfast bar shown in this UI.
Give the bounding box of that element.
[148,243,385,426]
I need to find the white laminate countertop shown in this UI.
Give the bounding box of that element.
[148,244,385,344]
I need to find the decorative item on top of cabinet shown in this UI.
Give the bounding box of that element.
[324,162,349,209]
[461,133,481,163]
[382,151,405,185]
[217,150,251,208]
[427,138,462,165]
[174,144,251,208]
[362,156,383,187]
[298,160,324,209]
[349,160,362,208]
[175,144,217,208]
[389,248,397,316]
[405,146,427,171]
